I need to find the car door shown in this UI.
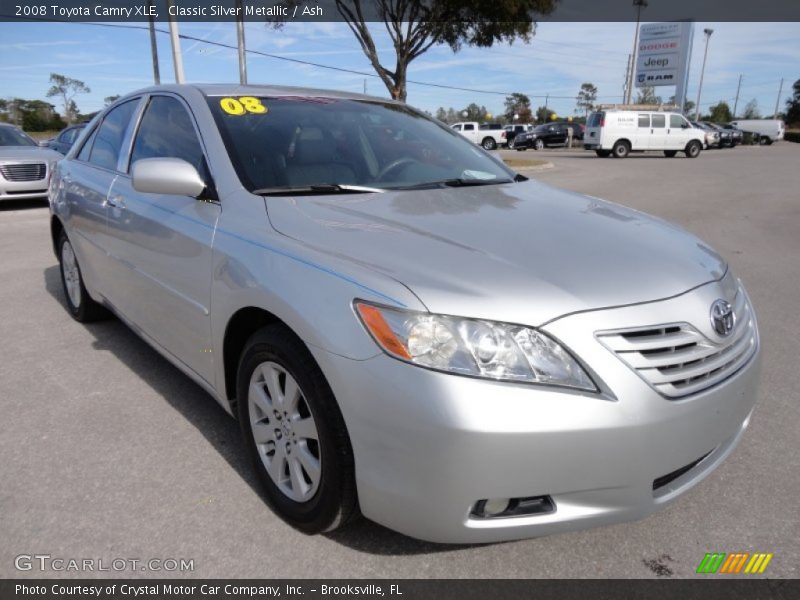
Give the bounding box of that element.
[634,113,652,150]
[462,123,478,144]
[59,99,141,296]
[649,113,667,149]
[668,114,690,149]
[104,93,220,384]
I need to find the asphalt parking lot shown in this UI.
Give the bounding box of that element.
[1,143,798,579]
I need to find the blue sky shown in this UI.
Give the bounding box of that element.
[1,20,797,119]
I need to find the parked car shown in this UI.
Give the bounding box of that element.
[451,121,504,150]
[512,122,576,150]
[0,123,63,201]
[691,121,722,148]
[47,123,87,155]
[502,124,533,148]
[709,122,743,146]
[51,84,761,544]
[720,123,744,146]
[729,119,785,145]
[584,109,705,158]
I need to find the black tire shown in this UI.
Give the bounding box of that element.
[664,150,678,158]
[58,230,108,322]
[762,137,773,146]
[508,139,515,150]
[533,138,544,151]
[481,137,497,151]
[685,140,702,158]
[612,140,630,158]
[595,149,611,158]
[237,324,358,534]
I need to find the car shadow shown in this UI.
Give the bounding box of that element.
[42,264,474,556]
[0,198,48,211]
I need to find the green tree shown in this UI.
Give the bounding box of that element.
[46,73,90,124]
[707,101,733,123]
[575,82,597,116]
[535,105,555,123]
[104,95,121,107]
[742,98,760,119]
[461,103,490,122]
[504,93,532,123]
[635,85,662,105]
[275,1,556,102]
[784,78,800,126]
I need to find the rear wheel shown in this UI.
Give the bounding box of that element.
[533,138,545,151]
[685,140,702,158]
[595,149,611,157]
[664,150,678,158]
[481,137,497,151]
[58,231,108,322]
[238,324,358,534]
[612,140,630,158]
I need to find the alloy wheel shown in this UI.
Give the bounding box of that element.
[248,361,322,502]
[61,240,82,308]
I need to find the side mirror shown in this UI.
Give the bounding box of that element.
[131,157,206,197]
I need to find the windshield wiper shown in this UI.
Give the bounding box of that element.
[254,183,385,196]
[390,177,515,191]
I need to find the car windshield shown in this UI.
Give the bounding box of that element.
[0,127,36,147]
[207,96,513,193]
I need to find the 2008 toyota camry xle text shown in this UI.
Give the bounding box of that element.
[49,85,760,543]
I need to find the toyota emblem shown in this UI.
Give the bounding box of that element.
[710,299,735,337]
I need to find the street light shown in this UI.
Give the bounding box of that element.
[694,28,714,121]
[625,0,648,104]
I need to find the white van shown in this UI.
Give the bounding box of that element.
[584,108,706,158]
[729,119,785,144]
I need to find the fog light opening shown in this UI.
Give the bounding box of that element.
[471,495,555,519]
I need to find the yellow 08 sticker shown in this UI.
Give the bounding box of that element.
[219,96,267,115]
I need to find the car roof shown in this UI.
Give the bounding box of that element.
[128,83,393,104]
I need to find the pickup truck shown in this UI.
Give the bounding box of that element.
[450,122,504,150]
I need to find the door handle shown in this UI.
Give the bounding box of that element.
[106,195,126,209]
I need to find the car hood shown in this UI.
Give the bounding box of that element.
[0,146,63,161]
[266,180,726,325]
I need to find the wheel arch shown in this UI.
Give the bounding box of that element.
[50,215,64,258]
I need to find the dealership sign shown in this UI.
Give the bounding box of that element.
[635,22,694,89]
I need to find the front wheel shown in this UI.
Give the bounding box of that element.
[58,231,108,322]
[664,150,678,158]
[685,140,702,158]
[481,137,497,151]
[533,138,545,151]
[508,139,515,150]
[761,136,773,145]
[238,324,358,534]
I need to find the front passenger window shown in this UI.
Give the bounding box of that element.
[129,96,206,175]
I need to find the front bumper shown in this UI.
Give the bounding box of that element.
[311,281,761,543]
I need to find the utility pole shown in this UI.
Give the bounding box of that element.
[623,53,632,103]
[147,0,160,85]
[166,0,185,84]
[694,28,713,122]
[625,0,648,104]
[774,78,784,118]
[732,74,742,118]
[235,0,247,85]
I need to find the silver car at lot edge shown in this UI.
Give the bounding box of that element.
[49,85,761,543]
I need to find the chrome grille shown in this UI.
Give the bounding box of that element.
[0,162,46,182]
[597,288,757,398]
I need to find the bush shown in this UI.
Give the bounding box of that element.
[784,130,800,143]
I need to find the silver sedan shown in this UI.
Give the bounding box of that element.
[49,85,760,543]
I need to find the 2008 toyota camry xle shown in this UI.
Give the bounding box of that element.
[49,85,760,543]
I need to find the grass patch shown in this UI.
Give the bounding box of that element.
[502,158,550,169]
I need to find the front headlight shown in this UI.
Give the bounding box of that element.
[355,302,597,391]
